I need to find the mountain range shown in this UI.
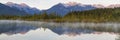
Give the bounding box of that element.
[43,2,96,16]
[0,2,120,16]
[0,3,27,16]
[5,2,40,14]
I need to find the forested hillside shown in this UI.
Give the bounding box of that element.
[0,8,120,22]
[63,8,120,22]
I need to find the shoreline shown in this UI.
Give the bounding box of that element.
[0,20,120,23]
[0,20,120,28]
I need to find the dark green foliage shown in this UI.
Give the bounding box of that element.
[63,8,120,22]
[0,12,62,21]
[0,8,120,22]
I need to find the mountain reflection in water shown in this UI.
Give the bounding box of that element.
[0,20,120,40]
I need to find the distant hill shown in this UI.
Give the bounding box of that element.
[0,3,28,16]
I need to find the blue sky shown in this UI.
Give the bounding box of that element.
[0,0,120,10]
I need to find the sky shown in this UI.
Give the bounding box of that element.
[0,0,120,10]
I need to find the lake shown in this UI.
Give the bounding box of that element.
[0,20,120,40]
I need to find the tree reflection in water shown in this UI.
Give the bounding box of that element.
[0,21,120,37]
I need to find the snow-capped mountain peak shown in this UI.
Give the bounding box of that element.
[61,2,87,7]
[20,3,29,7]
[107,4,120,8]
[65,2,79,6]
[92,4,105,8]
[5,2,13,5]
[5,2,29,8]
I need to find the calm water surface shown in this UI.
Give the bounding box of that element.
[0,20,120,40]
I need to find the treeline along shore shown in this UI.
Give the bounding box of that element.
[0,8,120,23]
